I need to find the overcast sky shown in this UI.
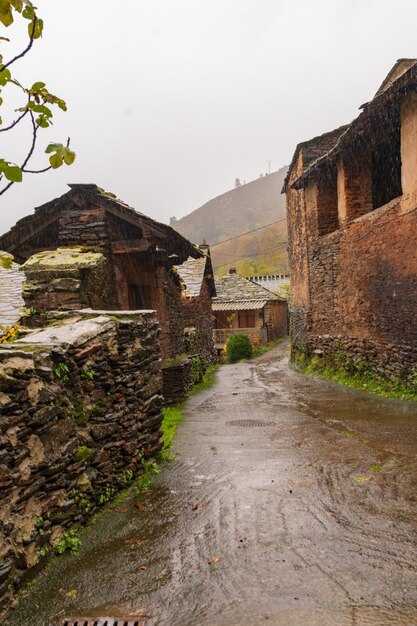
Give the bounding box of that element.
[1,0,417,233]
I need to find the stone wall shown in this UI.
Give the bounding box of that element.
[0,310,162,603]
[21,248,116,327]
[288,193,417,380]
[0,264,24,329]
[264,301,288,340]
[182,281,217,367]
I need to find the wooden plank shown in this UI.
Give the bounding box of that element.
[111,239,153,254]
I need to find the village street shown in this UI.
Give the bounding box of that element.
[7,341,417,626]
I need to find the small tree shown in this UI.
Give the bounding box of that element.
[0,1,75,196]
[226,333,253,363]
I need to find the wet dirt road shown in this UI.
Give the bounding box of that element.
[6,342,417,626]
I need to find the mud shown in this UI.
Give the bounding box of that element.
[5,342,417,626]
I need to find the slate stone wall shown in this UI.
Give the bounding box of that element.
[0,310,162,604]
[21,248,117,327]
[288,192,417,380]
[182,281,217,367]
[264,301,288,340]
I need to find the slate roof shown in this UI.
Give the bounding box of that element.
[0,263,25,328]
[282,125,349,192]
[176,257,208,297]
[285,59,417,191]
[175,255,216,298]
[212,300,267,312]
[213,273,280,306]
[0,183,202,263]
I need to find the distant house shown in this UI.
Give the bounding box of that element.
[247,274,290,299]
[212,269,288,350]
[283,59,417,381]
[175,253,217,366]
[0,184,207,359]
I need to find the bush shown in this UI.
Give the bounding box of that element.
[226,334,253,363]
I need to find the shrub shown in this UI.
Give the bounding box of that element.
[226,333,253,363]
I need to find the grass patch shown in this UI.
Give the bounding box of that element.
[189,364,219,395]
[161,406,183,454]
[294,351,417,402]
[160,363,219,460]
[252,336,287,358]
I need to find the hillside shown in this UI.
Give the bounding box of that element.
[172,166,289,276]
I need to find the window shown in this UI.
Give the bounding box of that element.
[238,310,256,328]
[316,167,339,235]
[372,135,402,209]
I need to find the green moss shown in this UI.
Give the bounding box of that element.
[74,445,93,462]
[73,401,90,426]
[294,351,417,402]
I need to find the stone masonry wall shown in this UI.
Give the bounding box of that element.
[290,193,417,380]
[264,301,288,340]
[0,310,162,603]
[182,281,217,367]
[22,248,117,327]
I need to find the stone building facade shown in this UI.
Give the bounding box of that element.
[212,269,288,350]
[284,60,417,381]
[175,255,217,366]
[0,184,209,360]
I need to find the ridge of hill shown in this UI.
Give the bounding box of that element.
[172,166,289,276]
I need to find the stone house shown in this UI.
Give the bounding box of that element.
[175,254,217,366]
[0,184,209,360]
[283,59,417,380]
[212,269,288,350]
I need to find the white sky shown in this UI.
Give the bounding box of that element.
[1,0,417,233]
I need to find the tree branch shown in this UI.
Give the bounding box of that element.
[0,111,38,196]
[0,107,29,132]
[1,16,37,72]
[23,165,52,174]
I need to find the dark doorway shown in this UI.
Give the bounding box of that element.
[128,284,151,309]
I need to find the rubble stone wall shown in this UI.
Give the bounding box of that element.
[264,301,288,340]
[288,190,417,380]
[182,281,217,367]
[22,248,117,327]
[0,310,163,603]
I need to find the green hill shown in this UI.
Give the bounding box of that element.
[171,167,288,276]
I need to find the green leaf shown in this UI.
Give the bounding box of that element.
[31,81,45,91]
[49,152,63,169]
[45,142,63,154]
[63,148,75,165]
[28,16,42,38]
[36,115,49,128]
[3,164,22,182]
[9,0,23,12]
[0,67,11,87]
[0,8,13,28]
[22,4,34,19]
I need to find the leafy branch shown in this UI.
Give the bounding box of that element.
[0,0,75,195]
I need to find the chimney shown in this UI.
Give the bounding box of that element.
[229,267,237,274]
[199,239,211,256]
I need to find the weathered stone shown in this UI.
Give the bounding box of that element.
[0,310,163,604]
